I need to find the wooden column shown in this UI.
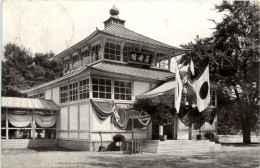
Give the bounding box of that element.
[168,52,171,70]
[138,44,143,52]
[189,125,192,140]
[172,112,178,140]
[88,44,92,63]
[120,41,125,62]
[147,121,152,140]
[6,108,8,140]
[56,110,59,139]
[152,49,158,67]
[99,36,106,60]
[32,110,36,139]
[159,125,163,136]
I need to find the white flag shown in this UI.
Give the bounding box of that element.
[190,59,195,76]
[175,65,183,113]
[193,65,210,112]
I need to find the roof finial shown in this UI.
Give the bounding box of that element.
[110,5,119,16]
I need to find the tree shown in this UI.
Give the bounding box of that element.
[2,43,63,97]
[179,1,259,143]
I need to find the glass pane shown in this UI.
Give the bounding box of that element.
[126,82,131,88]
[121,88,126,93]
[116,50,120,55]
[121,94,126,100]
[93,85,98,91]
[120,82,125,87]
[106,80,111,85]
[114,81,119,86]
[126,88,131,94]
[93,92,98,98]
[110,55,115,60]
[93,78,98,84]
[116,56,121,61]
[126,95,131,100]
[104,54,109,59]
[99,86,105,92]
[115,87,119,93]
[106,86,111,92]
[106,93,111,99]
[115,94,119,99]
[116,44,120,50]
[110,49,115,55]
[123,56,128,62]
[99,79,105,85]
[100,93,105,98]
[110,43,115,48]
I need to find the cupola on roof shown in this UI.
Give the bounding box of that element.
[104,5,125,28]
[110,5,119,16]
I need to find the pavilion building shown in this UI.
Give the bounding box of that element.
[2,6,217,151]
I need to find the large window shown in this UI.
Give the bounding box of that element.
[210,90,217,107]
[82,50,90,65]
[60,85,68,103]
[123,46,139,63]
[114,80,132,100]
[72,54,81,70]
[104,42,121,61]
[92,44,101,62]
[69,82,78,101]
[157,58,169,69]
[92,78,111,99]
[64,58,70,73]
[79,79,89,99]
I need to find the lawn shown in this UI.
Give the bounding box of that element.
[1,145,260,168]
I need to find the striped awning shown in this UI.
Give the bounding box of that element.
[1,97,59,111]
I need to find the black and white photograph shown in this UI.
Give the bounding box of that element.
[1,0,259,167]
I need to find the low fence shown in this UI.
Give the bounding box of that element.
[122,139,143,154]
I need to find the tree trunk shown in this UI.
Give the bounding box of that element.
[242,102,252,144]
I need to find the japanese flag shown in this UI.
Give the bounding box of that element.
[193,65,210,112]
[175,65,183,113]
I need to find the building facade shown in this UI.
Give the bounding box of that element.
[8,6,217,151]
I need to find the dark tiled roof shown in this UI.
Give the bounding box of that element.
[101,24,181,49]
[90,61,174,80]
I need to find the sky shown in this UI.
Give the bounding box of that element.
[2,0,225,56]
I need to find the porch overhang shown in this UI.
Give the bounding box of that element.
[137,80,175,99]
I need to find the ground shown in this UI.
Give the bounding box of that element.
[1,144,260,168]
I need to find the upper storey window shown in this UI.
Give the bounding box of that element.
[72,54,81,70]
[64,58,70,73]
[82,50,90,66]
[123,45,139,63]
[92,44,101,62]
[104,42,121,61]
[156,53,169,69]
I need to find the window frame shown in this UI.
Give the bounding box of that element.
[92,78,112,99]
[69,82,78,102]
[60,85,68,104]
[104,42,121,61]
[209,90,217,107]
[114,80,132,101]
[79,79,89,100]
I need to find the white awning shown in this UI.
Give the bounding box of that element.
[137,80,175,99]
[1,97,59,111]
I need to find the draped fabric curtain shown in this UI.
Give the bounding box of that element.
[90,99,114,120]
[35,114,56,128]
[8,113,32,127]
[91,99,151,130]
